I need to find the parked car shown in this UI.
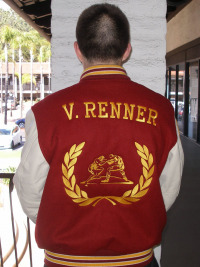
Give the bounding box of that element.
[0,124,22,149]
[15,118,25,128]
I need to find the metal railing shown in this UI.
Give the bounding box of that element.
[0,173,33,267]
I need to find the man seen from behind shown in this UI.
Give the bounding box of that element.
[14,4,184,267]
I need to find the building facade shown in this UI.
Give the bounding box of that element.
[166,0,200,143]
[0,61,51,102]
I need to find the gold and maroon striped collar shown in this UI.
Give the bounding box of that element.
[80,65,127,80]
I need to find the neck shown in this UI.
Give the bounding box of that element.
[82,59,122,70]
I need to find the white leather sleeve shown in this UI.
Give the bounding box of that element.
[159,124,184,211]
[13,109,50,223]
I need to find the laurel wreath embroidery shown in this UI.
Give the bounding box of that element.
[62,142,154,207]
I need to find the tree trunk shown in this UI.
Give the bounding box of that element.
[4,45,8,125]
[19,47,23,118]
[12,49,16,109]
[40,47,44,100]
[0,60,3,114]
[30,49,33,105]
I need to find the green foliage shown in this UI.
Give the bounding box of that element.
[22,73,36,85]
[6,166,16,173]
[0,25,15,44]
[0,8,51,62]
[15,72,19,78]
[2,178,9,185]
[0,8,32,32]
[2,166,16,185]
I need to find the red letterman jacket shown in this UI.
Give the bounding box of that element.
[32,65,179,267]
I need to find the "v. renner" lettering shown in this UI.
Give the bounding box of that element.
[62,103,74,120]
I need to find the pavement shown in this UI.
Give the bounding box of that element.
[161,135,200,267]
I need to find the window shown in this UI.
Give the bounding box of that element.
[169,66,176,110]
[177,64,185,134]
[188,61,199,140]
[166,64,185,134]
[12,126,19,134]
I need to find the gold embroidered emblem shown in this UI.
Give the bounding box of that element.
[81,154,133,186]
[62,142,154,206]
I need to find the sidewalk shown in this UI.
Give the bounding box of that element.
[0,102,32,124]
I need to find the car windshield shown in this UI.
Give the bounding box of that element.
[0,129,11,135]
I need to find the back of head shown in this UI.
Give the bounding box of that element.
[76,4,130,63]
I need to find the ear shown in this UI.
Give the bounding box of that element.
[122,43,132,62]
[74,41,84,63]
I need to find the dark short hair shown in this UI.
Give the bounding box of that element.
[76,3,130,62]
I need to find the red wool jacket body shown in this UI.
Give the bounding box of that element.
[14,65,184,267]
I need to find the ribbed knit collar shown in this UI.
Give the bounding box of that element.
[80,65,127,80]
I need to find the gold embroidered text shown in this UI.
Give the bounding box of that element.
[62,102,158,126]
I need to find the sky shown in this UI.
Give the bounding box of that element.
[0,0,10,10]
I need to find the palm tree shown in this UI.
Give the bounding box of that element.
[24,31,40,105]
[13,30,30,117]
[38,38,51,100]
[0,25,51,118]
[0,41,3,114]
[0,59,3,114]
[0,25,15,124]
[7,28,20,109]
[10,36,18,106]
[0,48,5,114]
[30,48,34,104]
[22,73,36,85]
[22,73,36,99]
